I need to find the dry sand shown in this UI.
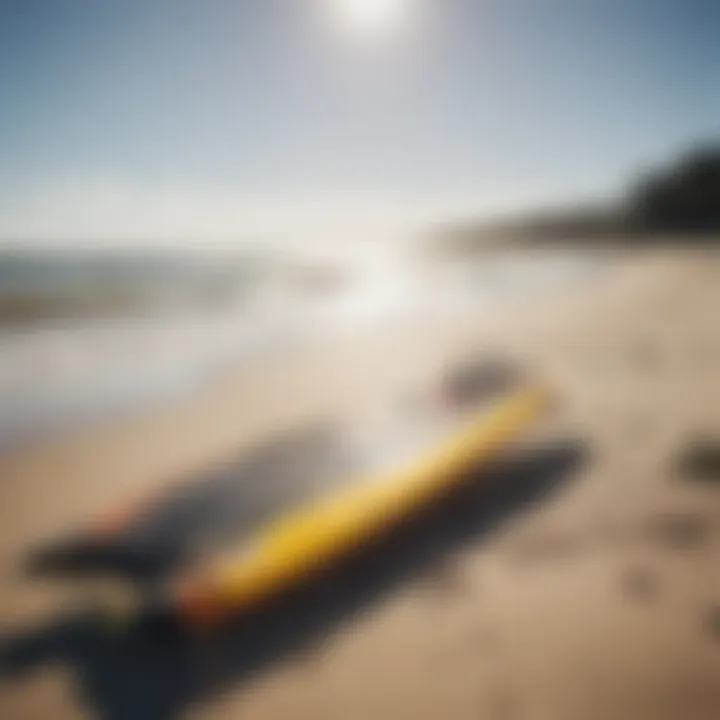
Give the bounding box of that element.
[1,247,719,719]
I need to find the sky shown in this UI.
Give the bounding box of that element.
[0,0,718,251]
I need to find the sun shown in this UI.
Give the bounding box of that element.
[330,0,409,39]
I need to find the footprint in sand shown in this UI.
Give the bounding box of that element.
[508,531,583,567]
[646,512,709,551]
[677,439,720,484]
[621,565,661,601]
[702,604,720,644]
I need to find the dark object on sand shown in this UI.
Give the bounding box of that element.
[676,439,720,483]
[441,358,521,408]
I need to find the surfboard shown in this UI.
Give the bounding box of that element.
[28,362,549,628]
[166,384,549,629]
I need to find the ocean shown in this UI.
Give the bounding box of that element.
[0,248,603,448]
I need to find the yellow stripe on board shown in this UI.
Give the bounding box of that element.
[178,386,550,626]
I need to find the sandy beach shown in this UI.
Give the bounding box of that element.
[1,247,719,720]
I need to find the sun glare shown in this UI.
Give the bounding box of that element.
[330,0,409,39]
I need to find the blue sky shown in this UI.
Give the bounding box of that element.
[0,0,718,248]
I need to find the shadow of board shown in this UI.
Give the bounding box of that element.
[26,422,352,584]
[1,440,586,720]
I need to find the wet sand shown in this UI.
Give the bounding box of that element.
[1,247,719,719]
